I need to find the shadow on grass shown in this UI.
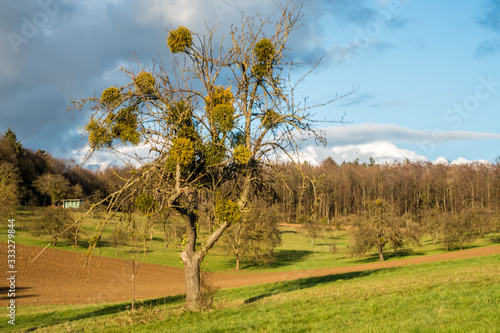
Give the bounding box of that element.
[266,250,313,269]
[237,250,313,271]
[350,248,428,264]
[243,269,386,304]
[21,294,185,332]
[491,236,500,244]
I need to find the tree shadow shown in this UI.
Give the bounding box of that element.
[267,250,313,269]
[0,286,38,301]
[244,268,388,304]
[351,248,424,264]
[22,294,185,332]
[490,236,500,244]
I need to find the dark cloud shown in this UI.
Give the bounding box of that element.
[322,123,500,147]
[0,0,409,164]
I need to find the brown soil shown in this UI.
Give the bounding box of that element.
[1,243,499,306]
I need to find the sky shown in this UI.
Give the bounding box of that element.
[1,0,499,168]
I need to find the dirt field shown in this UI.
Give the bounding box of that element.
[1,243,499,306]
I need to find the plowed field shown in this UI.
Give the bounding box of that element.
[1,243,499,306]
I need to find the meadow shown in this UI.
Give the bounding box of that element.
[1,254,498,332]
[1,208,499,332]
[5,207,499,273]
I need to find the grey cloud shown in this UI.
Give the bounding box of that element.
[370,99,407,108]
[0,0,410,163]
[323,123,500,146]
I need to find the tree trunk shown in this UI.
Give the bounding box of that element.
[131,259,136,311]
[183,252,201,312]
[236,254,240,271]
[378,243,384,261]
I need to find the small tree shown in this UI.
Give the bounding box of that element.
[442,208,490,251]
[350,199,420,261]
[299,214,321,246]
[31,207,76,246]
[111,224,129,255]
[224,203,281,270]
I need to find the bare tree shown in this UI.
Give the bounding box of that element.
[223,202,281,270]
[33,173,70,206]
[350,199,420,261]
[71,3,349,311]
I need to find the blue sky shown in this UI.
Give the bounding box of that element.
[1,0,499,168]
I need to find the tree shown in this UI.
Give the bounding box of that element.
[31,207,76,246]
[223,203,281,270]
[0,162,21,219]
[441,207,490,251]
[299,214,321,246]
[350,199,420,261]
[4,128,25,158]
[72,3,348,311]
[33,173,70,206]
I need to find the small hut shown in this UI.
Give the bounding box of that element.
[61,199,83,209]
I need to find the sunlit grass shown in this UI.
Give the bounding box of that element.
[4,254,499,332]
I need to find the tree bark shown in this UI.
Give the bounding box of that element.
[183,252,201,312]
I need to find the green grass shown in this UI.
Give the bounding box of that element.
[3,254,499,332]
[2,208,499,274]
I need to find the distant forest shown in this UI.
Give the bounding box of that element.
[2,128,500,228]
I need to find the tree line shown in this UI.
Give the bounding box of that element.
[273,156,500,258]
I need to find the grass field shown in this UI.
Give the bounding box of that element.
[3,253,499,332]
[4,207,499,273]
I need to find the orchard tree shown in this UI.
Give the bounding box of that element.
[72,3,348,311]
[31,207,76,246]
[223,202,281,270]
[33,173,70,206]
[350,199,420,261]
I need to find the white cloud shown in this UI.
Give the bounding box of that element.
[73,143,158,171]
[296,123,500,166]
[300,140,427,165]
[449,157,492,166]
[433,156,449,165]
